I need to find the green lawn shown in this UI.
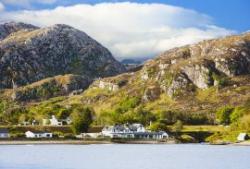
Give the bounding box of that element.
[173,125,226,132]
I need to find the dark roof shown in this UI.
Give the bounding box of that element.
[0,128,9,133]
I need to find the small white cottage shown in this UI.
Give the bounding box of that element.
[43,115,72,126]
[25,131,53,138]
[0,128,10,138]
[237,133,249,141]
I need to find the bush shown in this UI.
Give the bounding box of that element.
[180,134,196,143]
[64,133,76,139]
[238,114,250,131]
[158,110,213,125]
[172,120,183,132]
[230,107,245,123]
[212,73,228,87]
[71,107,94,134]
[116,97,140,113]
[216,106,234,125]
[149,122,169,132]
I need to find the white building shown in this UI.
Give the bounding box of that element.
[49,115,63,126]
[25,131,53,138]
[43,115,72,126]
[102,123,168,139]
[0,128,10,138]
[76,133,102,139]
[237,133,249,141]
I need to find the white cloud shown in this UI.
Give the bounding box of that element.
[0,2,4,12]
[0,2,235,59]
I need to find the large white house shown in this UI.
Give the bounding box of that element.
[0,128,10,138]
[25,131,53,138]
[43,115,72,126]
[102,123,168,139]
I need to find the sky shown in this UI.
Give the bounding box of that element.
[0,0,249,59]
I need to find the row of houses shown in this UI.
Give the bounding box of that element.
[19,115,72,126]
[0,123,169,140]
[1,123,249,141]
[0,129,53,139]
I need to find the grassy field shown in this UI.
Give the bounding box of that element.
[180,125,226,132]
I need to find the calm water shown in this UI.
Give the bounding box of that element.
[0,144,249,169]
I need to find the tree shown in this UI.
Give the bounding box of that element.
[216,106,234,125]
[230,107,245,123]
[71,107,94,134]
[173,120,183,133]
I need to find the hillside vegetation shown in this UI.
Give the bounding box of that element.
[0,24,250,142]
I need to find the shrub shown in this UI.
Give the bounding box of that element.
[230,107,245,123]
[172,120,183,132]
[149,122,169,132]
[71,107,94,134]
[216,106,234,125]
[212,73,228,87]
[238,114,250,131]
[180,134,196,143]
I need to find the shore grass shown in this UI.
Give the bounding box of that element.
[180,125,226,132]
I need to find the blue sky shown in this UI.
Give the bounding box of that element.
[0,0,249,59]
[2,0,249,32]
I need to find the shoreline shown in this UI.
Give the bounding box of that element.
[0,139,176,145]
[0,140,112,145]
[0,140,249,146]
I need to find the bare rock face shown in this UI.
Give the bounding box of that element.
[0,23,125,89]
[182,61,215,89]
[0,22,38,40]
[135,32,250,98]
[215,54,250,77]
[166,73,193,98]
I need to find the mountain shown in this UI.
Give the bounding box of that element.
[71,32,250,125]
[0,22,38,40]
[0,22,125,89]
[0,25,250,137]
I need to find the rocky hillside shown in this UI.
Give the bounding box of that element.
[0,29,250,129]
[86,32,250,96]
[0,22,125,89]
[69,32,250,123]
[0,22,38,40]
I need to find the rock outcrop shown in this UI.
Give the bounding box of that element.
[0,22,38,40]
[87,32,250,100]
[139,32,250,97]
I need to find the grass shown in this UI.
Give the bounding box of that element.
[82,87,112,98]
[144,94,176,112]
[180,125,226,132]
[196,87,220,104]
